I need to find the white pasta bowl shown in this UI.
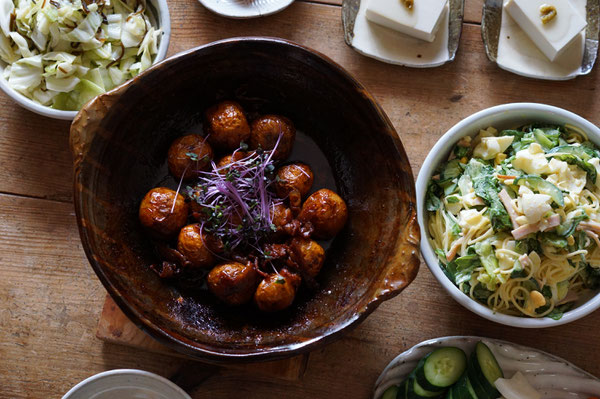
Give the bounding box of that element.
[0,0,170,120]
[416,102,600,328]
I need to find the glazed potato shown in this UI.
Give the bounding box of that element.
[207,262,259,306]
[275,163,314,208]
[167,134,213,180]
[215,151,249,174]
[254,269,301,312]
[139,187,189,238]
[176,224,215,268]
[250,115,296,160]
[205,101,251,151]
[290,237,325,278]
[298,188,348,239]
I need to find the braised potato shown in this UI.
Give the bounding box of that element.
[298,188,348,239]
[254,269,301,312]
[205,101,251,151]
[139,187,188,238]
[176,224,216,268]
[167,134,213,180]
[207,262,259,306]
[290,237,325,278]
[250,115,296,160]
[275,163,314,209]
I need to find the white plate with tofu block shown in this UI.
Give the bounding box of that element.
[341,0,464,67]
[373,336,600,399]
[482,0,600,80]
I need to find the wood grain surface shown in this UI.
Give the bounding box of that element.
[1,0,599,398]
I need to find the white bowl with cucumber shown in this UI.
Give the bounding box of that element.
[374,336,600,399]
[417,103,600,328]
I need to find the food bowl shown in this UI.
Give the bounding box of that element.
[0,0,170,121]
[416,103,600,328]
[70,37,420,361]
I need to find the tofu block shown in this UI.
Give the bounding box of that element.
[505,0,587,61]
[365,0,448,42]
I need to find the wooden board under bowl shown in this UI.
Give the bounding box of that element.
[96,295,309,381]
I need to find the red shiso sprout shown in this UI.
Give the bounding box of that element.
[186,133,284,258]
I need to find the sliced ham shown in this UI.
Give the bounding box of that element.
[498,189,520,230]
[518,254,531,268]
[578,221,600,234]
[583,229,600,249]
[511,214,561,240]
[446,237,465,262]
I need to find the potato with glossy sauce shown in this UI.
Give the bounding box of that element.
[176,224,216,268]
[250,115,296,160]
[139,187,188,238]
[205,101,250,151]
[275,163,314,209]
[207,262,259,306]
[290,237,325,278]
[298,188,348,239]
[254,269,301,312]
[167,134,213,180]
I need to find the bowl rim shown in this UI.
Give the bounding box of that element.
[416,102,600,328]
[61,369,191,399]
[72,36,419,361]
[0,0,171,120]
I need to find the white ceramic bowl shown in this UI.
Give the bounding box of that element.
[0,0,171,120]
[62,369,191,399]
[416,103,600,328]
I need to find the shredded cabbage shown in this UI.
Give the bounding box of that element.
[0,0,162,111]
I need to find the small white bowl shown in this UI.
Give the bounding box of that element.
[416,102,600,328]
[0,0,170,120]
[62,369,191,399]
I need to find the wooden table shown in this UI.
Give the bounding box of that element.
[2,0,600,397]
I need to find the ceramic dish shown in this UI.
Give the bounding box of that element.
[416,103,600,328]
[341,0,464,68]
[62,369,191,399]
[374,336,600,399]
[198,0,294,18]
[70,37,420,362]
[481,0,600,80]
[0,0,171,120]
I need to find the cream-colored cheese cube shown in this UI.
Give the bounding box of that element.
[473,136,514,160]
[505,0,587,61]
[365,0,448,42]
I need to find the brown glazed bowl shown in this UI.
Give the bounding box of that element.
[70,37,420,362]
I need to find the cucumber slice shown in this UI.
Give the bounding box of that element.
[415,347,467,391]
[407,377,444,399]
[395,380,409,399]
[513,175,564,206]
[444,388,453,399]
[453,375,478,399]
[469,342,503,398]
[466,366,494,399]
[382,385,399,399]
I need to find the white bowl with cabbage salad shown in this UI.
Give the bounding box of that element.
[416,103,600,328]
[0,0,169,119]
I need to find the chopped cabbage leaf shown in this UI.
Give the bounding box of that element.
[0,0,162,110]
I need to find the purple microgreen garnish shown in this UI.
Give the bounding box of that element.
[186,133,284,259]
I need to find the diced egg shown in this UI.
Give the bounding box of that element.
[521,193,552,224]
[505,0,587,61]
[512,143,550,174]
[546,161,587,194]
[365,0,448,42]
[473,136,514,160]
[458,209,482,229]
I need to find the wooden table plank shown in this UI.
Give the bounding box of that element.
[1,1,600,398]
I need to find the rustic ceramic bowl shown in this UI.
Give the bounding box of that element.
[70,37,420,362]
